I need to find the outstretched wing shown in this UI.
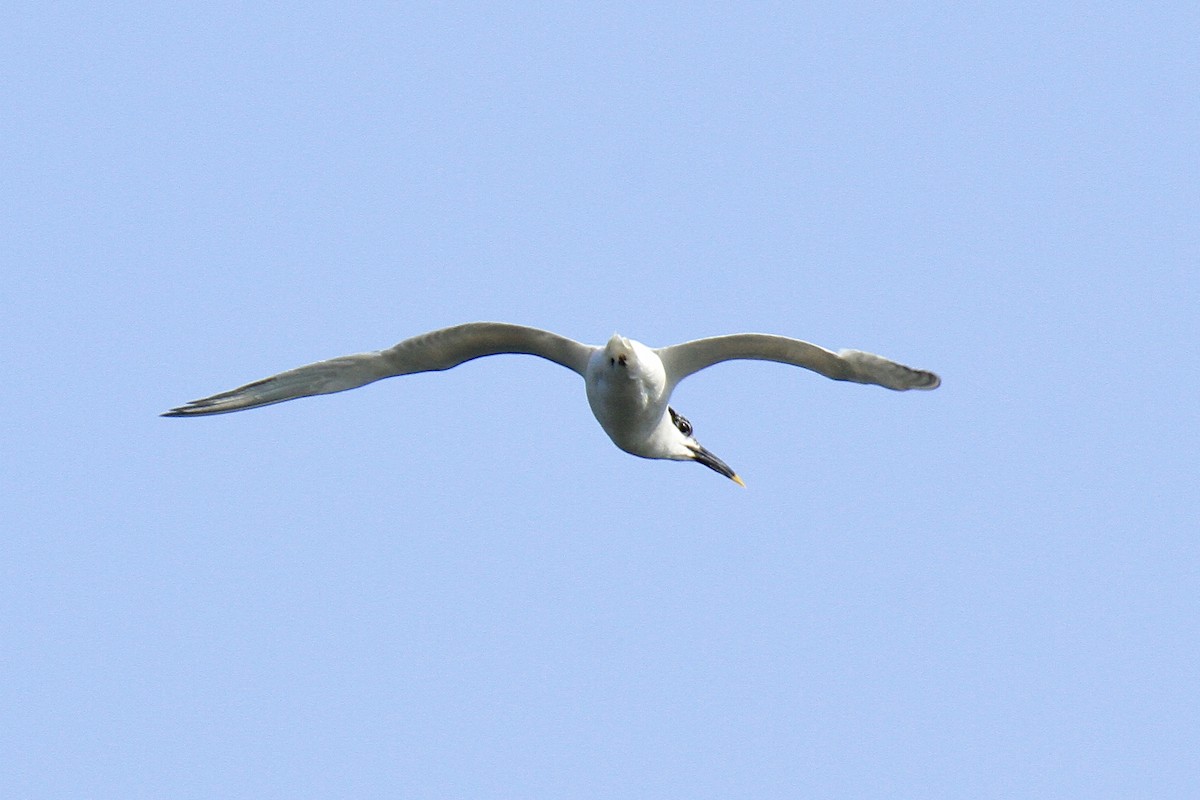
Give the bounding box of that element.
[163,322,595,416]
[656,334,940,392]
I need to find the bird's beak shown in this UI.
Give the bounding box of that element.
[688,443,746,487]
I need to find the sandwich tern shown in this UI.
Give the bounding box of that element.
[163,322,940,485]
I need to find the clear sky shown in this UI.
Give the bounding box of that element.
[3,3,1197,798]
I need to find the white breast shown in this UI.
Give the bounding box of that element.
[584,336,671,456]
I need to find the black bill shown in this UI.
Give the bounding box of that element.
[688,443,746,487]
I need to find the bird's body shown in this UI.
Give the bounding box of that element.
[164,322,940,484]
[586,336,670,457]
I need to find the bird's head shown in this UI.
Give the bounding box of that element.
[665,407,745,487]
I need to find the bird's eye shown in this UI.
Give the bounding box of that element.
[669,407,693,436]
[609,357,616,366]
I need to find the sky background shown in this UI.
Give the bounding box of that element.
[3,2,1197,798]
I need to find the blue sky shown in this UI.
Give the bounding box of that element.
[3,2,1197,798]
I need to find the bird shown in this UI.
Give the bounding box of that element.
[163,321,940,485]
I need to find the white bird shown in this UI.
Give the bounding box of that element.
[163,322,940,485]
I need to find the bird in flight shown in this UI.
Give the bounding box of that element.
[163,322,940,485]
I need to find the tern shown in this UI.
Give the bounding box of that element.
[163,322,940,485]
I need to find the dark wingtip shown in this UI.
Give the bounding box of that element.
[918,371,942,390]
[161,401,208,417]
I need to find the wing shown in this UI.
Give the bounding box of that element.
[656,334,940,392]
[162,322,595,416]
